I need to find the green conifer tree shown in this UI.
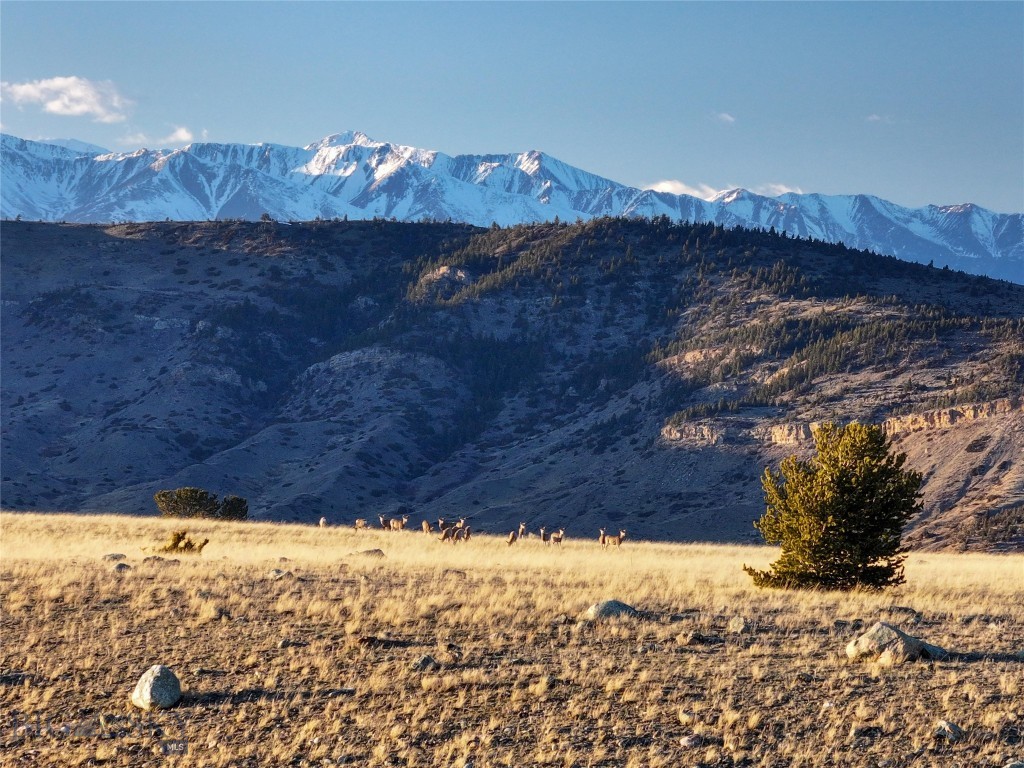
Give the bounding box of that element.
[744,422,923,590]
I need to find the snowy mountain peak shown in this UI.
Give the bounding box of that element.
[1,132,1020,282]
[306,130,381,151]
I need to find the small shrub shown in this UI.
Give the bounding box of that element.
[155,529,208,554]
[154,487,248,520]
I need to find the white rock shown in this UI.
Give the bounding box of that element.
[131,665,181,710]
[728,616,750,633]
[933,719,965,742]
[845,622,947,666]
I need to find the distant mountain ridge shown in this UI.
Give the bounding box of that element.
[2,131,1021,282]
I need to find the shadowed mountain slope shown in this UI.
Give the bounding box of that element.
[2,218,1021,549]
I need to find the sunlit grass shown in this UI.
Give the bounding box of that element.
[1,511,1021,767]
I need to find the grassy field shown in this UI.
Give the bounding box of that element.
[1,512,1021,767]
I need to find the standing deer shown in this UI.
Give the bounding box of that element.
[517,521,526,541]
[318,516,327,528]
[539,526,549,545]
[550,528,565,546]
[598,528,607,547]
[507,529,518,546]
[379,514,390,531]
[389,514,409,532]
[421,520,432,535]
[354,518,368,531]
[438,525,455,543]
[605,529,627,548]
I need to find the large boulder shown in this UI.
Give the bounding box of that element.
[845,622,948,666]
[131,665,181,710]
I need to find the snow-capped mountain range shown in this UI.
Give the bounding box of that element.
[2,131,1021,282]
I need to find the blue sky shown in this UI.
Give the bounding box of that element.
[2,1,1021,212]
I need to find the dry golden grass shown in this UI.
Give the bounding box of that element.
[1,511,1021,767]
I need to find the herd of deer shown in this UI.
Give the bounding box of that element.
[324,515,626,549]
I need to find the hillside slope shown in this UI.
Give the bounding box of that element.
[1,219,1021,549]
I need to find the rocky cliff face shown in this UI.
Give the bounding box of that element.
[2,219,1021,549]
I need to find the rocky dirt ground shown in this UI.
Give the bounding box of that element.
[1,513,1021,767]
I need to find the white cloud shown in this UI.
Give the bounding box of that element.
[1,76,131,123]
[161,126,194,144]
[645,180,722,201]
[866,113,894,124]
[713,112,736,125]
[750,182,803,197]
[118,125,195,148]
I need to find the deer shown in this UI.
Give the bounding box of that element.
[462,524,472,541]
[539,526,549,545]
[421,520,432,535]
[550,528,565,546]
[517,521,526,541]
[598,528,607,547]
[389,514,409,532]
[438,525,455,543]
[354,518,368,531]
[437,517,447,533]
[318,516,327,528]
[507,529,518,546]
[605,529,627,549]
[379,514,390,531]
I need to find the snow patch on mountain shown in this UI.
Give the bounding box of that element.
[1,131,1020,282]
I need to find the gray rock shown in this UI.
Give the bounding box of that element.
[131,665,181,710]
[350,549,385,558]
[845,622,948,666]
[102,553,126,562]
[581,600,638,621]
[933,719,965,742]
[113,562,132,574]
[267,569,292,580]
[680,734,704,748]
[1003,762,1024,768]
[411,654,441,672]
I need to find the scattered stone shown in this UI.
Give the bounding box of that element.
[680,734,704,748]
[278,557,290,563]
[319,687,356,698]
[1003,761,1024,768]
[727,616,750,634]
[580,600,638,621]
[358,635,413,649]
[442,569,467,579]
[849,724,883,740]
[411,654,441,672]
[130,665,181,711]
[193,668,227,677]
[933,719,965,743]
[266,569,292,580]
[112,563,132,574]
[142,556,165,564]
[102,553,126,562]
[845,622,948,666]
[350,549,385,559]
[278,638,309,649]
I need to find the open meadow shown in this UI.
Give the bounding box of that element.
[1,512,1021,767]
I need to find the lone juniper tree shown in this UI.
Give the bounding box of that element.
[744,422,923,590]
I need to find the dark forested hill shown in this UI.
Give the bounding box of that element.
[2,218,1021,549]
